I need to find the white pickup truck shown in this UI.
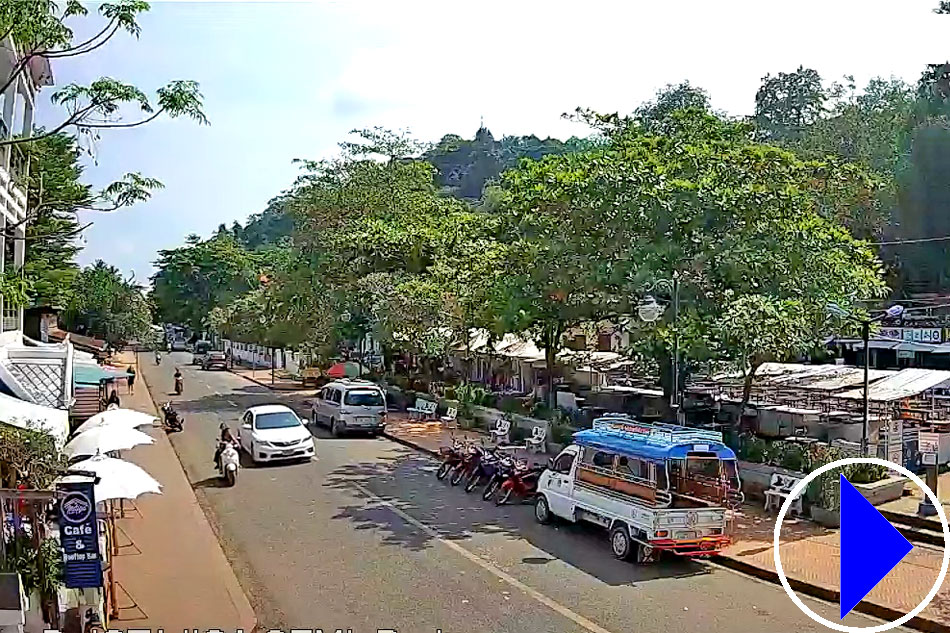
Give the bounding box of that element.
[534,417,739,563]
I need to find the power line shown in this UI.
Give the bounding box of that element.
[870,235,950,246]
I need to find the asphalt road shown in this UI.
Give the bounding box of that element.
[141,352,906,633]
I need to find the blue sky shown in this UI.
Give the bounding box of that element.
[35,0,947,282]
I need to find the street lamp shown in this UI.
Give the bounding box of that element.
[827,302,905,456]
[637,296,665,323]
[637,274,681,411]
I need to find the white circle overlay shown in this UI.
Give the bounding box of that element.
[773,457,950,632]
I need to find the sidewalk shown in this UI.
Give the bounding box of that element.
[108,352,257,632]
[383,414,547,465]
[720,504,950,631]
[228,363,310,391]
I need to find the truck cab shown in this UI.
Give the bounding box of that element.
[535,416,741,563]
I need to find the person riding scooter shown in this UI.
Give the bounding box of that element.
[173,367,183,394]
[213,423,237,470]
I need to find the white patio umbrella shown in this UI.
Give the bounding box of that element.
[66,454,162,501]
[64,426,154,459]
[74,408,157,435]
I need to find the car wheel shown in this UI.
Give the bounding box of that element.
[534,495,552,524]
[609,524,634,561]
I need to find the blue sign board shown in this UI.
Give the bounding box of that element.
[57,481,102,589]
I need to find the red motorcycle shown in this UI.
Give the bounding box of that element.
[436,440,467,481]
[496,462,546,505]
[451,444,495,487]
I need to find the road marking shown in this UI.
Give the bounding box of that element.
[350,482,616,633]
[227,400,238,407]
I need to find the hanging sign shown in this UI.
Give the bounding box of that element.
[57,480,103,589]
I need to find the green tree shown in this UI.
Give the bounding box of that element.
[63,259,151,345]
[755,66,827,143]
[0,0,206,148]
[151,234,262,332]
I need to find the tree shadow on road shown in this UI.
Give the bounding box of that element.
[323,451,711,587]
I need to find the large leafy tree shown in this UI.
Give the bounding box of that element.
[497,108,887,408]
[0,0,206,149]
[62,259,151,345]
[754,66,827,144]
[151,234,262,333]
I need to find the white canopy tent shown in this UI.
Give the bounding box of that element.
[0,390,68,446]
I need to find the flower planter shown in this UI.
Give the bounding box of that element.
[810,505,840,528]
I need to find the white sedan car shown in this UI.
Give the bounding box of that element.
[238,404,315,464]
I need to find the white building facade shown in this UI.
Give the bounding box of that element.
[0,35,53,333]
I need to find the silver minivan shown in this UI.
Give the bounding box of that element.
[311,379,387,436]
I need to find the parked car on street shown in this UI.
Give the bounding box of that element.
[202,351,227,370]
[237,404,315,464]
[311,379,387,437]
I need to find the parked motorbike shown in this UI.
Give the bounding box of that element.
[451,444,489,486]
[216,440,239,486]
[160,402,184,432]
[436,440,467,480]
[496,462,546,505]
[481,455,515,501]
[464,447,503,493]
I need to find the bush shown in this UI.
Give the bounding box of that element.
[738,436,769,464]
[550,424,575,445]
[444,386,456,400]
[845,462,890,484]
[510,425,528,443]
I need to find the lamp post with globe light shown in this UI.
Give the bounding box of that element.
[826,302,905,456]
[637,273,680,411]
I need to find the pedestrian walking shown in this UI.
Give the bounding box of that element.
[127,365,136,394]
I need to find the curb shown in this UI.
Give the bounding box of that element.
[383,430,440,457]
[226,367,309,392]
[712,554,950,633]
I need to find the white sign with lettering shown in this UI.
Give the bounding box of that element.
[920,431,941,454]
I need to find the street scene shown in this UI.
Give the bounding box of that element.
[139,353,891,633]
[0,2,948,633]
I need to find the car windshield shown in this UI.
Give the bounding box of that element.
[344,390,384,406]
[255,411,300,429]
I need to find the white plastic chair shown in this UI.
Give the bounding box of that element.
[525,425,547,453]
[489,418,511,444]
[440,407,458,429]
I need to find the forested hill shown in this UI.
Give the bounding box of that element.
[423,127,594,199]
[227,126,594,247]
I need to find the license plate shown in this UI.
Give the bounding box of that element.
[356,417,376,426]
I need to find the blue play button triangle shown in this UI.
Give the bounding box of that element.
[840,474,914,619]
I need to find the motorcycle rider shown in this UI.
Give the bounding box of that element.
[213,422,237,470]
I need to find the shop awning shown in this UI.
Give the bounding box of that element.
[0,391,68,446]
[74,364,126,386]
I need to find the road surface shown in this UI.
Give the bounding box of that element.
[141,352,907,633]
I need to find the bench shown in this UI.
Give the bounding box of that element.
[764,472,804,516]
[407,399,437,420]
